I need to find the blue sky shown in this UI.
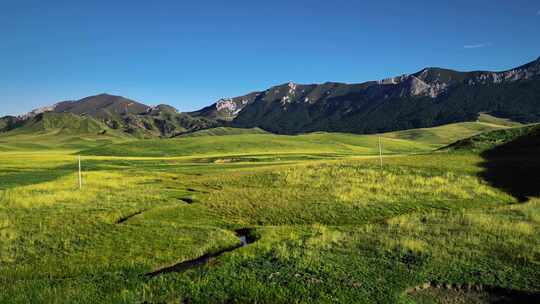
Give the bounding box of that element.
[1,0,540,116]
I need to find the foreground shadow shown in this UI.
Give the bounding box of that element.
[407,282,540,304]
[0,164,76,191]
[479,126,540,202]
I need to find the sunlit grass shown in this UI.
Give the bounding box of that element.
[197,155,515,225]
[0,125,538,303]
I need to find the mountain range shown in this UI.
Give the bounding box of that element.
[2,56,540,137]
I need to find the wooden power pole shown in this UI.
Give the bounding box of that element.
[78,155,82,190]
[378,136,383,170]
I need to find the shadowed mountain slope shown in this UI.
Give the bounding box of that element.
[191,57,540,134]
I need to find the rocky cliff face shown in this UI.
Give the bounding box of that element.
[198,57,540,134]
[19,103,61,120]
[199,57,540,124]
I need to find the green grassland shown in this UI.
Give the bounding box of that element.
[0,120,538,303]
[178,127,270,137]
[476,112,524,128]
[82,120,508,158]
[82,132,430,158]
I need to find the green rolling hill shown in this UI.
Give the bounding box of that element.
[381,120,510,147]
[0,112,131,151]
[176,127,269,137]
[442,124,540,152]
[0,111,514,156]
[81,121,509,157]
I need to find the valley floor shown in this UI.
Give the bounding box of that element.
[0,127,539,303]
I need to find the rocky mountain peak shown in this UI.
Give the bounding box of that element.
[146,104,178,116]
[19,103,61,120]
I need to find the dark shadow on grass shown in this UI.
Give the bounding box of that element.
[116,210,146,224]
[178,197,195,204]
[479,126,540,202]
[0,164,75,190]
[407,282,540,304]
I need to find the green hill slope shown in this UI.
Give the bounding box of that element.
[3,94,221,138]
[477,112,523,128]
[177,127,269,137]
[443,124,540,152]
[20,112,112,134]
[0,116,23,132]
[82,131,432,157]
[382,121,507,147]
[0,112,131,151]
[1,115,511,155]
[82,120,505,158]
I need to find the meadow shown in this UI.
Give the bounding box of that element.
[0,121,538,303]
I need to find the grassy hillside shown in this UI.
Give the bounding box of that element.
[0,115,513,155]
[178,127,269,137]
[382,121,506,147]
[0,112,131,151]
[82,132,433,157]
[2,94,222,139]
[22,112,112,133]
[477,112,523,128]
[443,124,540,152]
[82,120,508,158]
[0,116,22,132]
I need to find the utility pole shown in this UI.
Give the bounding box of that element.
[78,155,82,190]
[378,136,383,170]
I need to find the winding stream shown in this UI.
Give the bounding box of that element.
[145,229,256,278]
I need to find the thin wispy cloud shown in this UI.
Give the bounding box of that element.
[463,42,492,49]
[537,9,540,16]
